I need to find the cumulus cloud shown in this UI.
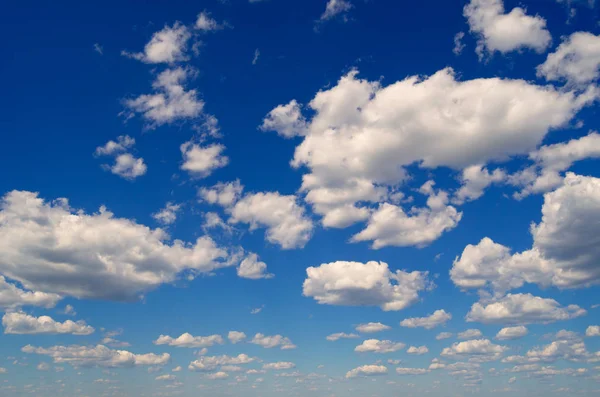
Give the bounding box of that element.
[228,331,246,344]
[124,67,205,128]
[441,339,507,362]
[458,329,483,339]
[0,276,61,309]
[436,332,453,340]
[95,135,135,156]
[153,333,224,348]
[152,202,182,225]
[180,142,228,178]
[355,322,391,334]
[354,339,405,354]
[250,333,296,350]
[466,293,586,325]
[2,312,94,335]
[345,364,387,379]
[396,367,430,375]
[464,0,551,57]
[0,190,231,300]
[263,362,295,370]
[188,354,255,372]
[400,310,452,329]
[406,346,429,355]
[195,11,224,32]
[95,136,146,180]
[198,180,244,207]
[206,371,228,380]
[237,253,273,280]
[496,326,528,340]
[229,192,314,249]
[22,344,170,368]
[452,173,600,292]
[303,261,432,311]
[122,23,191,64]
[319,0,353,21]
[537,32,600,86]
[326,332,359,341]
[453,165,506,204]
[586,326,600,337]
[260,100,307,138]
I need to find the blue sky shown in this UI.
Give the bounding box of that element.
[1,0,600,395]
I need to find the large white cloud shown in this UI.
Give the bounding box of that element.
[464,0,551,57]
[354,339,405,354]
[122,23,191,64]
[466,293,587,325]
[0,276,61,309]
[2,312,94,335]
[452,173,600,292]
[263,67,596,235]
[537,32,600,86]
[303,261,432,311]
[400,309,452,329]
[345,364,387,379]
[153,333,224,348]
[22,344,170,368]
[0,190,232,300]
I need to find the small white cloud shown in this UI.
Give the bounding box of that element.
[250,333,296,350]
[122,22,191,64]
[180,142,229,178]
[2,312,94,335]
[319,0,353,21]
[154,333,224,348]
[496,326,528,340]
[263,362,295,370]
[237,253,274,280]
[586,326,600,337]
[400,310,452,329]
[228,331,247,344]
[195,11,225,32]
[436,332,453,340]
[355,322,391,334]
[406,346,429,355]
[354,339,405,354]
[458,329,483,339]
[345,364,387,379]
[326,332,359,341]
[152,202,182,225]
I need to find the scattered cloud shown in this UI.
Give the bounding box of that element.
[400,310,452,329]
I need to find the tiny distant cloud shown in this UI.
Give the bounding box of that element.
[252,49,260,65]
[251,305,264,314]
[94,43,103,55]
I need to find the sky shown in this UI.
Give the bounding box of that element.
[1,0,600,395]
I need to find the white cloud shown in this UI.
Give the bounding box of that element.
[260,100,307,138]
[458,329,483,339]
[229,192,313,249]
[122,23,191,64]
[441,339,507,362]
[63,304,76,316]
[172,366,182,372]
[406,346,429,355]
[537,32,600,86]
[396,367,430,375]
[95,135,135,156]
[496,326,528,340]
[453,32,466,55]
[355,322,391,334]
[95,136,146,180]
[198,180,244,207]
[345,364,387,379]
[206,371,228,380]
[250,306,264,315]
[453,173,600,292]
[586,326,600,337]
[319,0,353,21]
[400,310,452,329]
[453,165,506,204]
[250,333,296,350]
[0,276,61,309]
[466,293,587,325]
[154,333,224,348]
[355,339,405,354]
[303,261,432,311]
[152,202,182,225]
[228,331,246,344]
[22,344,170,368]
[124,67,205,128]
[464,0,551,57]
[0,190,231,300]
[156,374,176,381]
[265,68,595,232]
[436,332,453,340]
[237,253,273,280]
[195,11,224,32]
[2,312,94,335]
[326,332,359,341]
[263,362,295,370]
[37,362,50,371]
[180,142,228,178]
[188,354,255,372]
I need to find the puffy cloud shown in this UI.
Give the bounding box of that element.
[198,180,244,207]
[466,293,586,325]
[0,276,61,309]
[345,364,387,379]
[188,354,255,372]
[155,374,176,381]
[400,309,452,329]
[453,173,600,292]
[263,362,295,370]
[250,333,296,350]
[537,32,600,86]
[354,339,406,354]
[396,367,430,375]
[260,100,307,138]
[406,346,429,355]
[237,253,273,280]
[122,23,191,64]
[496,326,528,340]
[303,261,432,311]
[180,142,228,178]
[2,312,94,335]
[458,329,483,339]
[229,192,313,249]
[464,0,551,57]
[22,344,170,368]
[0,190,231,300]
[326,332,359,341]
[355,322,391,334]
[95,135,135,156]
[153,333,224,348]
[453,165,506,204]
[265,68,595,231]
[441,339,507,362]
[206,371,228,380]
[524,339,597,363]
[124,67,205,128]
[436,332,453,340]
[228,331,247,344]
[152,202,182,225]
[195,11,224,32]
[586,326,600,337]
[95,136,146,180]
[319,0,353,21]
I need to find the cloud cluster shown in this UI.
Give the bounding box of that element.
[2,312,94,335]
